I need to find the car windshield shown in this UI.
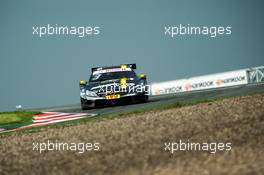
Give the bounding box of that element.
[89,71,136,82]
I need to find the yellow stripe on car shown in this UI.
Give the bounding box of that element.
[120,78,127,89]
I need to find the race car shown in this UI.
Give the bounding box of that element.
[79,64,149,110]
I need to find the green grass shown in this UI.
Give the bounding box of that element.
[0,111,39,129]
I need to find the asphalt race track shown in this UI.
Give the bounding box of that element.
[39,83,264,115]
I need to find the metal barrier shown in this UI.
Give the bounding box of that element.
[247,66,264,84]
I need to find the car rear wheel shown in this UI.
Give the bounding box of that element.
[140,95,149,103]
[132,95,149,103]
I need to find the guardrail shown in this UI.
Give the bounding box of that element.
[150,66,264,96]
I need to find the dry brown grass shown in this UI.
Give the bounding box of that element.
[0,94,264,175]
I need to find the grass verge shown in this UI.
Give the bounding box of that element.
[0,111,39,129]
[1,90,263,137]
[0,98,215,137]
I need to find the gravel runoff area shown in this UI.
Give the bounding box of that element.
[0,94,263,175]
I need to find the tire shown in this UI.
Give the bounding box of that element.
[132,94,149,103]
[140,95,149,103]
[81,103,90,110]
[80,98,91,110]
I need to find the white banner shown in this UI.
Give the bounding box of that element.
[151,69,248,96]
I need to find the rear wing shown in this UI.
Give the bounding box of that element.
[91,63,136,72]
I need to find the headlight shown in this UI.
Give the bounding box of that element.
[86,90,98,97]
[80,88,86,97]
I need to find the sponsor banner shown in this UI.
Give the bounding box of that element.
[151,79,185,96]
[184,70,248,92]
[151,70,248,95]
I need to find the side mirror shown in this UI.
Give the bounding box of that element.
[79,80,87,86]
[139,74,146,79]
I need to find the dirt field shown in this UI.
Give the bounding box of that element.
[0,94,264,175]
